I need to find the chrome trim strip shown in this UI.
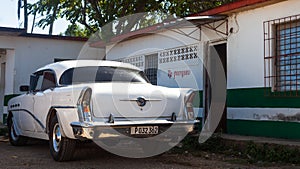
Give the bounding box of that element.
[52,106,76,109]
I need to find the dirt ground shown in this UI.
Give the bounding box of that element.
[0,138,299,169]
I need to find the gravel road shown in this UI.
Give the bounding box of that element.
[0,138,298,169]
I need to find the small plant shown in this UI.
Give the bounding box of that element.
[170,133,227,155]
[242,141,300,164]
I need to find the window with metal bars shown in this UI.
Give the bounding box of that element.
[144,53,158,85]
[264,14,300,96]
[276,22,300,91]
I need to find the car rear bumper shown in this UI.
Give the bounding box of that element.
[70,120,200,140]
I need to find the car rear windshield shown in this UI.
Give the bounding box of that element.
[59,66,150,85]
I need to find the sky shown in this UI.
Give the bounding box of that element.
[0,0,69,35]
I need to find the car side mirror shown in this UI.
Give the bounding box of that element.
[20,85,29,92]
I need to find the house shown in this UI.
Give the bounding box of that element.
[0,27,104,123]
[93,0,300,139]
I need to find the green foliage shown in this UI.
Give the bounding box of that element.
[171,134,227,155]
[63,24,90,37]
[244,142,300,164]
[25,0,236,37]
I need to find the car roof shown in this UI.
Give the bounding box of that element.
[36,60,142,80]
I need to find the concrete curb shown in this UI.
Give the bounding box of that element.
[221,134,300,147]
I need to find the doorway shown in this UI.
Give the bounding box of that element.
[203,43,227,132]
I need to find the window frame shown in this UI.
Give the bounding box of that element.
[264,14,300,96]
[31,69,57,92]
[59,66,150,86]
[274,20,300,92]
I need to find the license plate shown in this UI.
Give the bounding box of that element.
[130,126,159,135]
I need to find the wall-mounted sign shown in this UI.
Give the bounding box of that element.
[168,69,191,79]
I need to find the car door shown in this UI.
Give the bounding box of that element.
[32,71,56,133]
[18,72,42,132]
[18,70,56,133]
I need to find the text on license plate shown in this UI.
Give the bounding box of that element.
[130,126,159,135]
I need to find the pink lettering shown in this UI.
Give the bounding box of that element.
[173,70,191,79]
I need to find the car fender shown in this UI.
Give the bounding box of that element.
[55,108,79,139]
[8,112,22,136]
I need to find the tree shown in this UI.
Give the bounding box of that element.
[25,0,235,37]
[17,0,28,31]
[27,0,61,35]
[63,24,90,37]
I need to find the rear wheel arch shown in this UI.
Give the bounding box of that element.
[7,111,13,129]
[46,108,69,138]
[7,111,13,122]
[46,108,57,134]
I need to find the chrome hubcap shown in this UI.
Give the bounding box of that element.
[52,123,61,152]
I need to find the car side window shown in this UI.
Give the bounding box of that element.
[41,71,56,91]
[32,71,56,92]
[33,74,44,91]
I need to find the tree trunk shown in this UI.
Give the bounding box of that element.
[49,3,59,35]
[31,12,36,33]
[24,0,28,32]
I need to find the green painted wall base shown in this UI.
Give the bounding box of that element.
[197,118,300,139]
[227,119,300,140]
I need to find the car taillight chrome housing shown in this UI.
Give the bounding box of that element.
[184,90,196,120]
[77,87,92,123]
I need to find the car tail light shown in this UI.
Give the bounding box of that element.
[77,87,92,122]
[185,90,196,120]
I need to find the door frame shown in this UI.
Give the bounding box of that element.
[203,42,227,133]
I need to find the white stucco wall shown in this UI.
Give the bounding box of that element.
[106,28,200,59]
[103,1,300,123]
[226,0,300,89]
[0,36,104,94]
[105,0,300,91]
[106,27,206,90]
[5,50,15,95]
[0,35,105,123]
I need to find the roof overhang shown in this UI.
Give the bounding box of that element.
[0,27,88,42]
[91,0,289,48]
[184,15,227,23]
[0,27,26,36]
[190,0,287,16]
[20,33,88,42]
[90,15,227,48]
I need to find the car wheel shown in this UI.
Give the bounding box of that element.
[7,115,27,146]
[49,115,76,161]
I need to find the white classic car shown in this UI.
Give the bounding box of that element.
[7,60,199,161]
